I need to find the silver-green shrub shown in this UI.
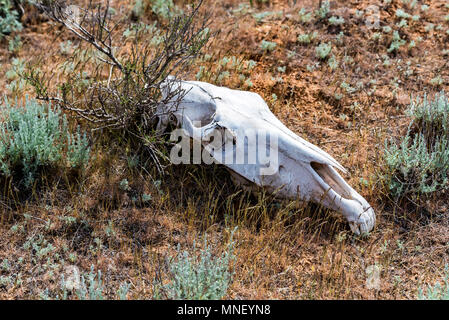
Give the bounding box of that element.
[418,265,449,300]
[0,0,22,39]
[69,265,105,300]
[260,40,277,52]
[73,266,130,300]
[41,265,131,300]
[315,0,330,19]
[316,42,332,59]
[387,31,406,53]
[328,16,344,25]
[154,229,237,300]
[151,0,183,19]
[383,92,449,202]
[0,98,90,187]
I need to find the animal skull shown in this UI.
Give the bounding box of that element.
[157,79,375,235]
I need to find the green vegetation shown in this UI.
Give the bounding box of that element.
[253,11,282,23]
[151,0,175,19]
[153,230,236,300]
[388,31,406,53]
[316,42,332,59]
[41,265,131,300]
[0,0,22,39]
[131,0,182,20]
[0,98,90,187]
[328,16,344,25]
[315,0,330,19]
[383,92,449,202]
[298,8,313,23]
[298,32,317,44]
[260,40,277,52]
[418,265,449,300]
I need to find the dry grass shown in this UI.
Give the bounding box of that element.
[0,0,449,299]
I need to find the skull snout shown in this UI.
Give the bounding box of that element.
[310,162,375,234]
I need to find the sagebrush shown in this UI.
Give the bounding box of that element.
[0,0,22,39]
[418,265,449,300]
[153,229,236,300]
[0,98,90,188]
[383,91,449,203]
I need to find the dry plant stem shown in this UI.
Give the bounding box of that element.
[36,0,124,70]
[32,0,210,130]
[29,0,210,174]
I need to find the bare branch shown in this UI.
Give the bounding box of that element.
[30,0,210,174]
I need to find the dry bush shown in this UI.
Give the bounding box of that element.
[27,0,211,174]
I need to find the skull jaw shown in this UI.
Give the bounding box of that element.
[308,162,376,235]
[321,191,376,235]
[228,162,375,235]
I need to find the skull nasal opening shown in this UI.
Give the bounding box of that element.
[310,162,354,200]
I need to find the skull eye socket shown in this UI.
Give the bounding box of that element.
[310,162,353,200]
[169,114,177,123]
[184,100,217,128]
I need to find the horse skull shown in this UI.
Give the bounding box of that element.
[157,80,375,235]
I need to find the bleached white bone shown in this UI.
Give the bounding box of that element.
[157,80,375,235]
